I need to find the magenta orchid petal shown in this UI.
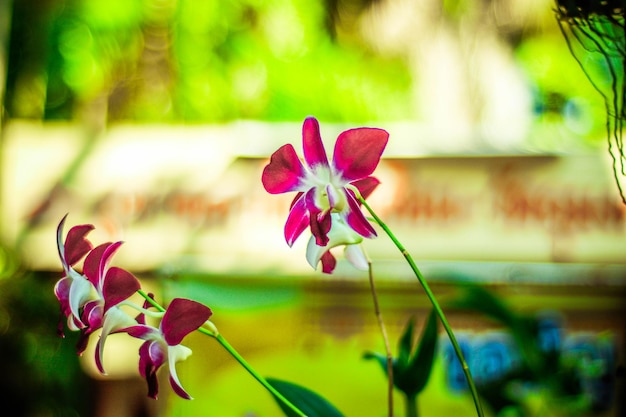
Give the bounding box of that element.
[161,298,212,346]
[262,144,306,194]
[102,267,141,313]
[344,192,377,238]
[83,243,110,288]
[320,251,337,274]
[305,188,331,246]
[87,241,123,289]
[147,340,167,371]
[82,300,103,331]
[57,214,94,269]
[54,277,72,314]
[310,210,331,247]
[64,225,95,266]
[333,127,388,181]
[123,324,161,340]
[139,340,166,399]
[284,195,310,247]
[351,176,381,200]
[55,215,98,329]
[302,116,329,168]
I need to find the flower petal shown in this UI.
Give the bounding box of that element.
[56,215,92,272]
[344,244,369,270]
[302,117,329,168]
[320,251,337,274]
[333,127,388,181]
[102,267,141,313]
[351,176,381,200]
[344,192,377,238]
[68,275,94,327]
[54,276,72,314]
[57,214,94,267]
[284,194,309,247]
[96,306,137,374]
[262,144,306,194]
[161,298,212,346]
[83,243,110,288]
[305,188,331,246]
[167,344,194,399]
[140,340,166,399]
[305,237,338,274]
[123,324,161,340]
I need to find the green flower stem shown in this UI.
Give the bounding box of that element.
[212,333,308,417]
[367,261,394,417]
[136,290,307,417]
[358,197,484,417]
[137,289,166,312]
[405,394,418,417]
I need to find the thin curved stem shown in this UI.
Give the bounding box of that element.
[367,261,394,417]
[213,333,308,417]
[406,393,419,417]
[358,197,484,417]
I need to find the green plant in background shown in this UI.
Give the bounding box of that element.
[555,0,625,202]
[364,309,439,417]
[4,0,412,123]
[0,268,94,417]
[450,284,616,417]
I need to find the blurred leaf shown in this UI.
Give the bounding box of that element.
[362,350,389,375]
[398,316,415,365]
[394,309,438,397]
[403,308,438,395]
[450,285,519,329]
[451,285,554,379]
[364,309,439,398]
[267,377,345,417]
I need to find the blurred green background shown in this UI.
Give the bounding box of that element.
[0,0,624,416]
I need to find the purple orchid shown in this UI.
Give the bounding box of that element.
[79,240,141,368]
[54,215,141,360]
[262,116,388,248]
[54,214,95,335]
[120,298,213,399]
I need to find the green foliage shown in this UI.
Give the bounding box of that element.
[0,269,93,417]
[5,0,412,122]
[267,377,345,417]
[449,284,611,417]
[364,308,439,399]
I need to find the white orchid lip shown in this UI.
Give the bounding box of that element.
[306,214,369,274]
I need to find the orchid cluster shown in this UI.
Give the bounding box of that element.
[54,214,214,400]
[54,116,483,417]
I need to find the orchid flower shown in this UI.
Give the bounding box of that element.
[80,241,141,369]
[119,298,213,399]
[54,214,95,334]
[262,116,388,248]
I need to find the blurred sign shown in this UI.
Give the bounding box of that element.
[2,121,625,280]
